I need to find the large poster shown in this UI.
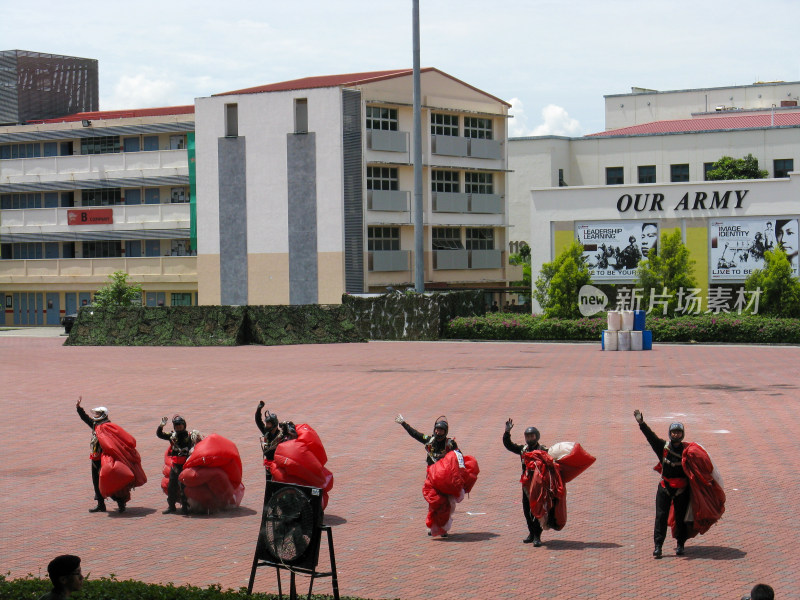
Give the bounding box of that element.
[710,218,799,280]
[576,221,659,280]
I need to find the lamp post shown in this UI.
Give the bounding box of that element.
[412,0,424,293]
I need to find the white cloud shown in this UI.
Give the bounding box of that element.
[105,74,180,110]
[509,99,583,138]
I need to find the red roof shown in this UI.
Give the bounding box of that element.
[588,111,800,137]
[28,105,195,124]
[216,68,511,106]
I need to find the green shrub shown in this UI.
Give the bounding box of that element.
[92,271,143,308]
[533,239,590,319]
[636,230,697,316]
[0,574,370,600]
[444,312,800,344]
[744,247,800,317]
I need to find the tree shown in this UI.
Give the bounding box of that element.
[92,271,143,308]
[636,230,697,315]
[509,242,532,301]
[533,239,590,318]
[705,154,768,180]
[744,247,800,317]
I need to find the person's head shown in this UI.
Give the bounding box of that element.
[47,555,83,594]
[433,416,449,441]
[263,409,279,432]
[90,406,108,422]
[641,223,658,256]
[775,219,796,255]
[524,426,540,446]
[668,422,685,445]
[172,415,186,432]
[628,235,636,244]
[743,583,774,600]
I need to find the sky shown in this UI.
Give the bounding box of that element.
[3,0,800,136]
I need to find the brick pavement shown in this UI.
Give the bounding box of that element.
[1,337,798,599]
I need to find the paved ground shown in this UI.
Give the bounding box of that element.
[1,336,798,599]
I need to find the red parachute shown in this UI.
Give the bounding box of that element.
[264,424,333,509]
[423,450,479,537]
[522,442,595,531]
[95,422,147,502]
[160,434,245,512]
[662,442,726,539]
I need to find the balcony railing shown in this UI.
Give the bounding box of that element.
[367,130,409,153]
[0,149,188,180]
[432,192,502,214]
[369,250,410,272]
[433,249,502,270]
[368,190,410,212]
[0,256,197,279]
[1,203,190,229]
[431,136,502,160]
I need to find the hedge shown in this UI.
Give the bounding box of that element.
[443,312,800,344]
[0,574,372,600]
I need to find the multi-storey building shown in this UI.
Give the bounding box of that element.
[0,106,196,325]
[509,81,800,310]
[195,68,513,305]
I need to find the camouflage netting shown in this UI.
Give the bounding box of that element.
[342,290,483,340]
[246,304,363,345]
[64,291,482,346]
[64,306,246,346]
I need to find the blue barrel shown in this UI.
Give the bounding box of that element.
[633,310,646,331]
[642,330,653,350]
[601,330,605,350]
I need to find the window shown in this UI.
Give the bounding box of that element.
[638,165,656,183]
[171,293,192,306]
[431,170,460,193]
[703,162,715,180]
[82,241,123,258]
[670,164,690,182]
[464,117,493,140]
[432,227,464,250]
[465,172,494,194]
[466,228,494,250]
[366,166,399,191]
[366,106,398,131]
[225,103,238,137]
[170,240,192,256]
[8,243,44,259]
[558,168,567,187]
[431,113,459,136]
[81,136,120,155]
[82,189,121,207]
[169,135,186,150]
[294,98,308,134]
[171,187,187,203]
[774,159,794,178]
[606,167,624,185]
[367,227,400,251]
[1,193,42,209]
[0,143,41,159]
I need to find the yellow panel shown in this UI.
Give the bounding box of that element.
[553,229,575,257]
[684,226,709,308]
[318,252,345,305]
[248,253,290,305]
[196,254,220,305]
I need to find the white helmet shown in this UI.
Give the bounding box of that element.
[91,406,108,420]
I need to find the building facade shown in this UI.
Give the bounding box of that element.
[195,68,514,305]
[509,81,800,310]
[0,106,196,325]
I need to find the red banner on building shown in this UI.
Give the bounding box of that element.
[67,209,114,225]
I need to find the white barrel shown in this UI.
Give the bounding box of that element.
[607,311,621,331]
[604,330,618,351]
[630,330,643,351]
[621,310,635,331]
[618,330,631,351]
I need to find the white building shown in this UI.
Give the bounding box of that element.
[509,81,800,309]
[0,106,197,325]
[195,68,514,306]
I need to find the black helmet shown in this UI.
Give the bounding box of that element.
[172,415,186,427]
[264,410,279,427]
[524,426,540,441]
[669,422,684,434]
[629,235,636,243]
[433,416,449,437]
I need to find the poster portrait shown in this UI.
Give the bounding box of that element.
[576,221,659,281]
[710,218,799,280]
